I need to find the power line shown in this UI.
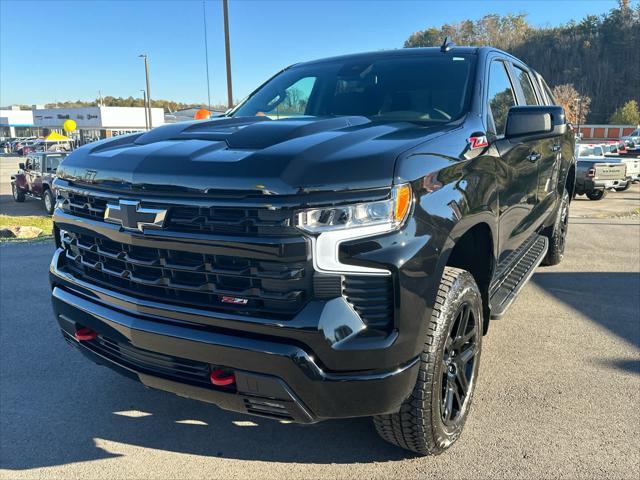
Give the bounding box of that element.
[202,0,212,111]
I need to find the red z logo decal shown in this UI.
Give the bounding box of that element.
[468,136,489,149]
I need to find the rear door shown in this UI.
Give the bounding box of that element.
[510,64,560,220]
[486,58,540,264]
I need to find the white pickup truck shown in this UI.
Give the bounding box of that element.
[601,142,640,190]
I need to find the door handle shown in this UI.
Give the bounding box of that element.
[526,151,541,162]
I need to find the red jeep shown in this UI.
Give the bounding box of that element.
[10,152,67,214]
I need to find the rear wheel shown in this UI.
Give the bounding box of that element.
[42,189,55,215]
[11,183,25,202]
[542,188,570,266]
[614,182,631,192]
[373,267,482,455]
[586,189,606,201]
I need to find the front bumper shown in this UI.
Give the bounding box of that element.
[50,251,420,422]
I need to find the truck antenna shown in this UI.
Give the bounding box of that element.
[440,36,455,53]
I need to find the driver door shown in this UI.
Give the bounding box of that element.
[28,154,43,196]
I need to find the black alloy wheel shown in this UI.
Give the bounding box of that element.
[441,302,479,426]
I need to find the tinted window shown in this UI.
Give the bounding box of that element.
[44,154,65,172]
[487,61,516,135]
[29,156,41,170]
[538,75,556,105]
[514,66,538,105]
[233,54,476,123]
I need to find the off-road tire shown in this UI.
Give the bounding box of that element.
[373,267,482,455]
[542,188,570,266]
[586,189,606,201]
[42,188,55,215]
[11,183,25,202]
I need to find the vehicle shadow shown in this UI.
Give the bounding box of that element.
[1,365,416,470]
[531,271,640,355]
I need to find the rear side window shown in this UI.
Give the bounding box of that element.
[487,61,516,136]
[538,75,556,105]
[513,66,538,105]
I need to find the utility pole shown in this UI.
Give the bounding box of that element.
[203,0,212,111]
[139,54,152,128]
[575,96,582,140]
[141,89,149,130]
[223,0,233,109]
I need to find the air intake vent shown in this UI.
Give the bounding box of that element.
[244,398,294,420]
[342,275,394,332]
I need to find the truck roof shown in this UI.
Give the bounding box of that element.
[298,46,482,67]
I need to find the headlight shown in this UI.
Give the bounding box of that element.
[297,184,412,275]
[297,184,412,233]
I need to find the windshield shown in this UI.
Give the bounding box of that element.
[232,54,476,123]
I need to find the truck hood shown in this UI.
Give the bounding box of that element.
[57,116,454,196]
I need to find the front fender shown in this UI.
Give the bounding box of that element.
[12,173,28,189]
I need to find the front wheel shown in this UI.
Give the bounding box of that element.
[11,183,25,202]
[42,189,55,215]
[373,267,482,455]
[586,189,606,201]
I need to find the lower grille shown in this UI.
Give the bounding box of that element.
[77,333,215,389]
[342,276,395,332]
[61,230,311,318]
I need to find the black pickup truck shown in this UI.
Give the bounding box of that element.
[49,44,574,455]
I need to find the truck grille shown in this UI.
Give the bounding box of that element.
[342,276,395,332]
[60,230,311,318]
[58,190,298,236]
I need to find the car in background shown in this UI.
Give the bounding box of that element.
[10,152,67,214]
[600,142,640,188]
[621,128,640,151]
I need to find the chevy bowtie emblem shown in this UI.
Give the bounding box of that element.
[104,200,167,232]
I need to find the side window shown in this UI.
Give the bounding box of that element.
[513,66,538,105]
[487,61,517,136]
[31,156,41,171]
[539,76,556,105]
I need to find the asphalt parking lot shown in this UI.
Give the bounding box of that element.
[1,162,639,479]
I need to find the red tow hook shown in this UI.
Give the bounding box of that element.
[74,327,97,341]
[210,368,235,386]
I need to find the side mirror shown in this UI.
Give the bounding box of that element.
[505,105,567,141]
[18,162,26,170]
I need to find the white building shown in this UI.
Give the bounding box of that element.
[0,107,36,138]
[32,106,165,144]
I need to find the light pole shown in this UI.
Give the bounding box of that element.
[141,89,149,130]
[222,0,233,109]
[139,54,152,128]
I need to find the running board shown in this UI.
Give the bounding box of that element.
[489,235,548,319]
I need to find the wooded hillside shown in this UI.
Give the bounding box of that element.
[404,0,640,123]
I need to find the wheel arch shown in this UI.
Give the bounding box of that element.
[439,221,496,334]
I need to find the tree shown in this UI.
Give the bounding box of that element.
[552,84,591,125]
[403,4,640,123]
[609,100,640,125]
